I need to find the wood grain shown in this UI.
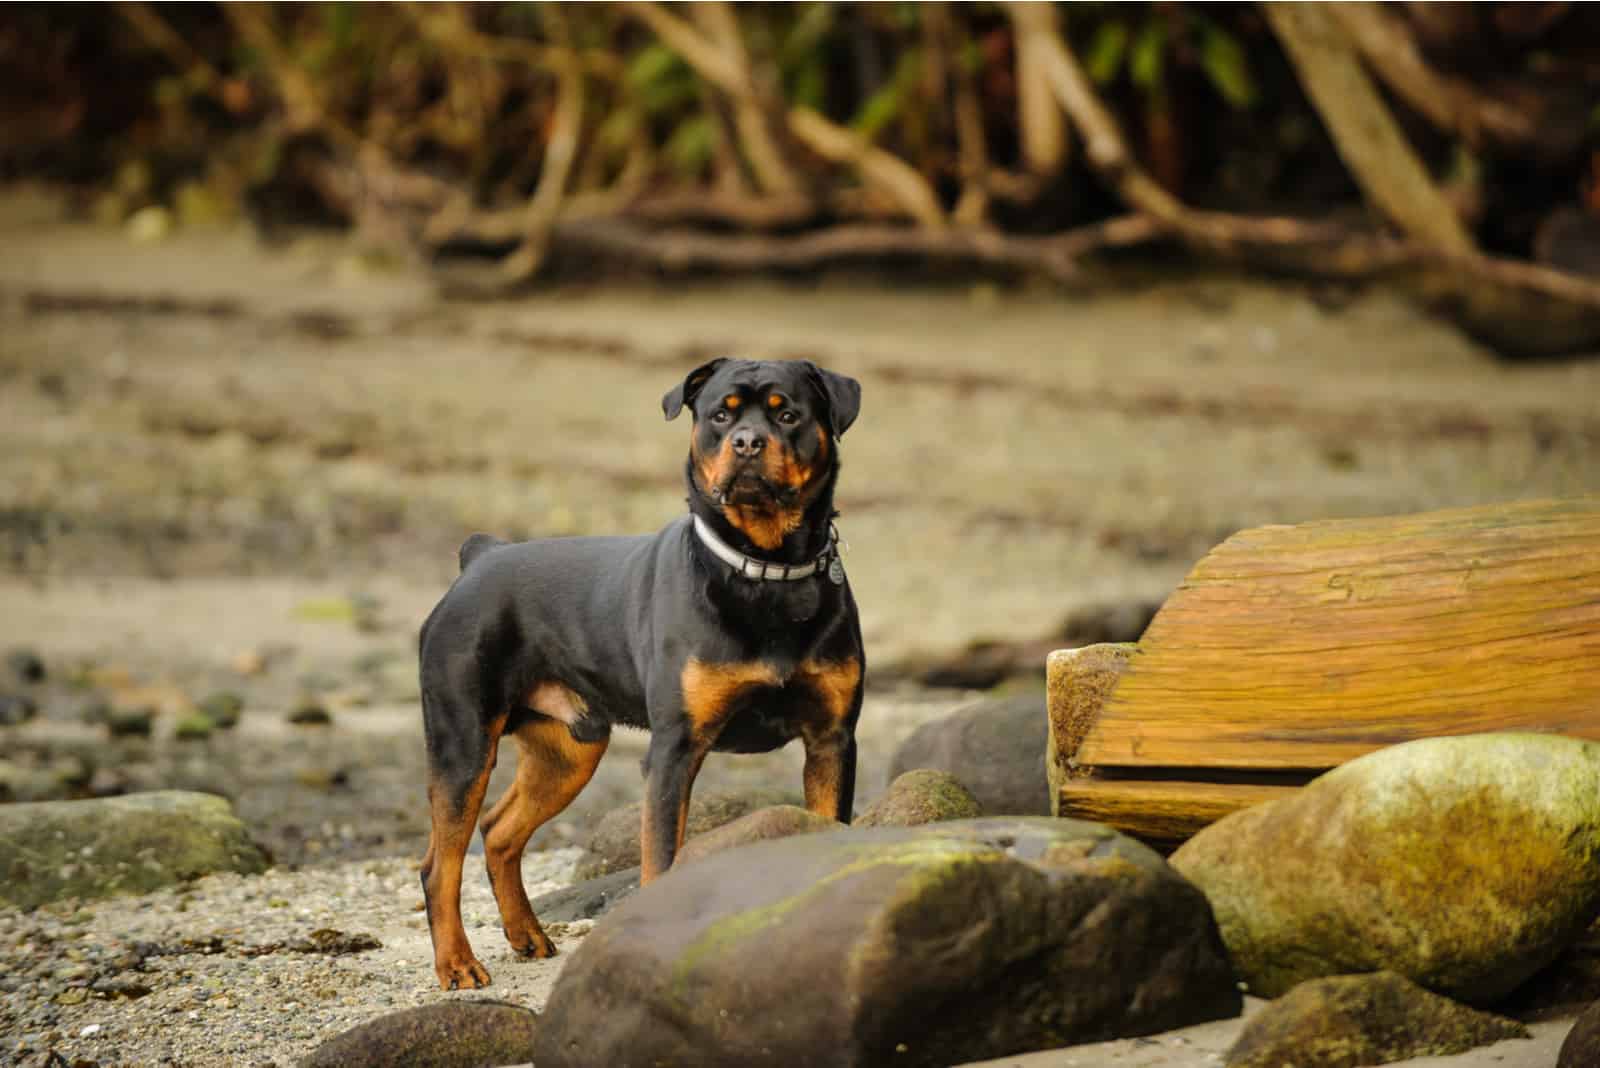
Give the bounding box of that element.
[1077,496,1600,771]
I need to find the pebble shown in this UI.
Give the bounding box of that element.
[6,648,46,683]
[198,692,244,729]
[0,694,39,726]
[173,714,214,741]
[106,707,154,737]
[287,697,332,726]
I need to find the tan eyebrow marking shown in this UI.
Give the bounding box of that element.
[724,394,741,409]
[768,393,784,409]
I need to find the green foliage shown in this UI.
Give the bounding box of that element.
[1082,9,1256,110]
[1197,20,1257,109]
[664,114,716,176]
[1086,23,1131,86]
[627,44,700,116]
[1128,19,1166,91]
[852,51,921,140]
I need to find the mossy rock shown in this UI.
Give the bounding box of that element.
[0,790,270,909]
[174,714,214,741]
[198,691,244,729]
[302,1000,538,1068]
[1226,972,1528,1068]
[535,817,1239,1067]
[854,769,982,827]
[1173,733,1600,1003]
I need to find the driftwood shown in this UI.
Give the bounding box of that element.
[1264,4,1474,253]
[1049,496,1600,847]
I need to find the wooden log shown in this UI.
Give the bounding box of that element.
[1054,779,1302,849]
[1049,496,1600,844]
[1080,496,1600,772]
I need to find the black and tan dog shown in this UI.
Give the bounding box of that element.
[417,358,864,989]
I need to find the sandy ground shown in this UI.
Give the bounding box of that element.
[1,187,1596,1064]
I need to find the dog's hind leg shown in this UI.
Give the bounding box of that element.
[420,685,505,991]
[480,705,609,959]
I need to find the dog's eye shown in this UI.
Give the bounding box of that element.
[777,410,799,426]
[710,409,733,425]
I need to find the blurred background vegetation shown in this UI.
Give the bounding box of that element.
[3,2,1600,348]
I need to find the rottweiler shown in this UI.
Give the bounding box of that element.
[417,358,864,989]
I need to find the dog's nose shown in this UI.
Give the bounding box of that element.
[730,428,764,457]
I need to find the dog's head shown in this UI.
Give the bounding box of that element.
[663,358,861,551]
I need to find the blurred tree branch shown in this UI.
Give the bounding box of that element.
[1327,2,1537,152]
[1265,4,1475,253]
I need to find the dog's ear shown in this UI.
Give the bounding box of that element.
[804,362,862,439]
[662,358,727,421]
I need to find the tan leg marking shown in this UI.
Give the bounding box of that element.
[480,707,608,959]
[795,658,863,817]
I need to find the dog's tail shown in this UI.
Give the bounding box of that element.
[458,532,508,572]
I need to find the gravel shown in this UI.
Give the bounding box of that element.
[1,849,587,1066]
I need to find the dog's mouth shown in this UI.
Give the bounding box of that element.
[708,464,790,508]
[712,473,773,506]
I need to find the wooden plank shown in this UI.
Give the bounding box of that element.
[1056,778,1303,846]
[1077,497,1600,770]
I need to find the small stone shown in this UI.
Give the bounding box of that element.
[854,770,983,828]
[1225,972,1528,1068]
[0,694,39,726]
[6,648,46,684]
[105,708,154,737]
[287,698,331,726]
[231,650,266,677]
[173,715,214,742]
[91,976,151,1000]
[198,692,243,729]
[125,205,173,244]
[294,767,349,791]
[54,988,88,1006]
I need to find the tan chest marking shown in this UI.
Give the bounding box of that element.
[680,656,861,741]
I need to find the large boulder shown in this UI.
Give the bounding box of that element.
[576,788,797,879]
[887,695,1050,816]
[0,790,270,909]
[1224,972,1528,1068]
[534,817,1240,1067]
[854,770,982,827]
[1172,733,1600,1003]
[1558,999,1600,1068]
[302,1000,538,1068]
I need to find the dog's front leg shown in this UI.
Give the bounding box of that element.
[802,728,857,824]
[639,726,710,883]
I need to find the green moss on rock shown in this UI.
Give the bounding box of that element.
[1173,733,1600,1002]
[0,790,270,909]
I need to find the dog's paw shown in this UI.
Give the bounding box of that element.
[506,921,558,959]
[435,953,493,990]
